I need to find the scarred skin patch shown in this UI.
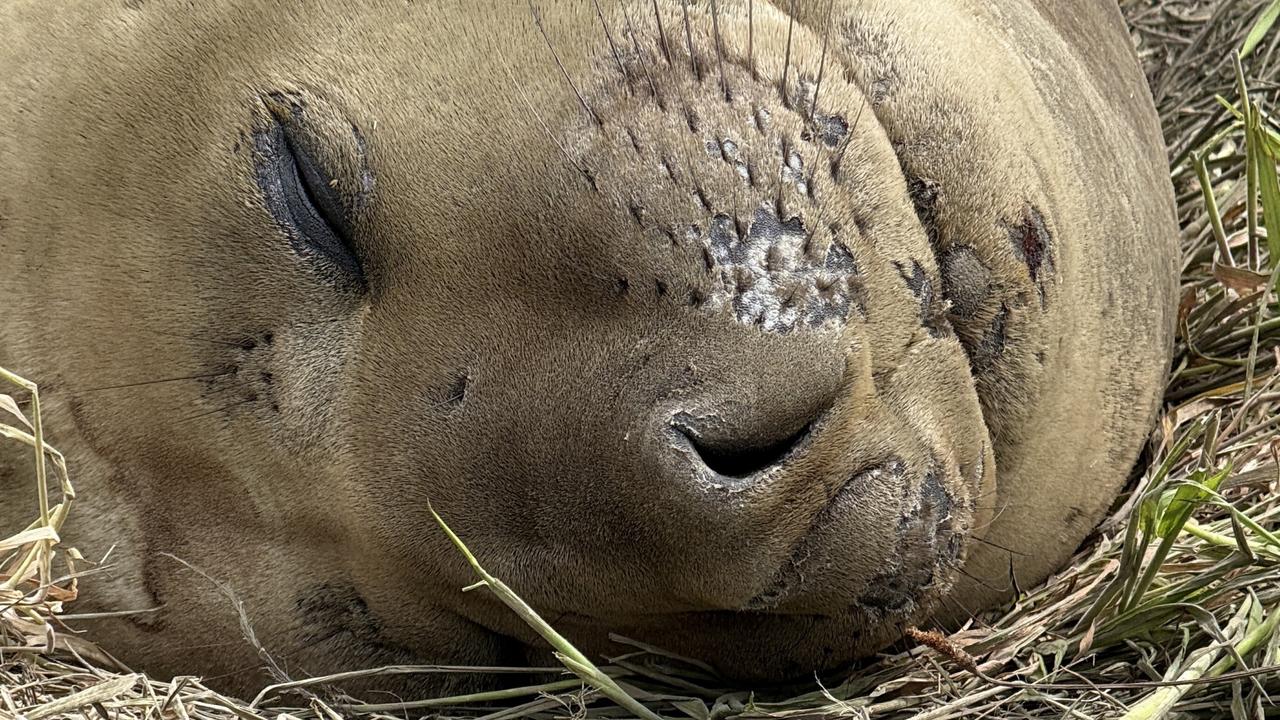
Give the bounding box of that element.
[563,15,877,338]
[1007,204,1054,301]
[707,206,865,333]
[894,258,949,338]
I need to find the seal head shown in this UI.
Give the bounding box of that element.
[0,0,1177,694]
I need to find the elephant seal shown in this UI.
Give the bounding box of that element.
[0,0,1176,697]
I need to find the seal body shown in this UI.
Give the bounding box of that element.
[0,0,1176,696]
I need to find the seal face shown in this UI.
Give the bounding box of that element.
[0,0,1177,696]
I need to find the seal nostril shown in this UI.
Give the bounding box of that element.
[676,419,813,478]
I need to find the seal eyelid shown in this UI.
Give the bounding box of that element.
[257,118,366,288]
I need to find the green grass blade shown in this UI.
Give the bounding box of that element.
[430,506,667,720]
[1196,152,1233,264]
[1253,116,1280,273]
[1241,0,1280,59]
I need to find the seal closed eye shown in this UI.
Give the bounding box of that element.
[255,95,365,287]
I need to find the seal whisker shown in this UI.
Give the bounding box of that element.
[709,0,730,102]
[938,593,987,627]
[949,562,1009,594]
[643,0,708,206]
[828,96,866,182]
[730,152,742,220]
[774,138,789,217]
[747,0,755,80]
[650,0,672,65]
[151,381,261,419]
[803,188,830,256]
[497,51,598,191]
[969,502,1013,534]
[621,3,666,110]
[668,101,703,215]
[970,535,1028,557]
[680,1,699,82]
[529,0,601,126]
[74,370,236,394]
[968,503,1034,511]
[591,0,629,90]
[969,485,1002,502]
[809,0,836,123]
[780,0,797,106]
[802,123,852,251]
[652,43,707,218]
[807,141,828,200]
[134,328,254,348]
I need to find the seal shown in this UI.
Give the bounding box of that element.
[0,0,1177,697]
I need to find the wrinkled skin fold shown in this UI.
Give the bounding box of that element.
[0,0,1176,697]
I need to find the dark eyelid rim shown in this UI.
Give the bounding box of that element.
[255,113,367,288]
[286,130,356,241]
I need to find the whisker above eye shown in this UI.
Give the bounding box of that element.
[133,328,257,348]
[969,535,1028,556]
[951,564,1009,594]
[74,369,237,394]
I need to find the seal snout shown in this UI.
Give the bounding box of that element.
[640,348,978,621]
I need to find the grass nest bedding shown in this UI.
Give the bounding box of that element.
[6,2,1280,718]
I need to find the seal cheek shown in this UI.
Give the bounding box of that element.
[255,321,359,453]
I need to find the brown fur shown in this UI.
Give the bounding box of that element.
[0,0,1176,697]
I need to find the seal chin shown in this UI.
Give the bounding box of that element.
[744,460,965,617]
[544,447,970,682]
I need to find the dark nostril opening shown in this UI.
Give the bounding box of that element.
[676,420,814,478]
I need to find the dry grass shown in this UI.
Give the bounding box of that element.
[6,2,1280,718]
